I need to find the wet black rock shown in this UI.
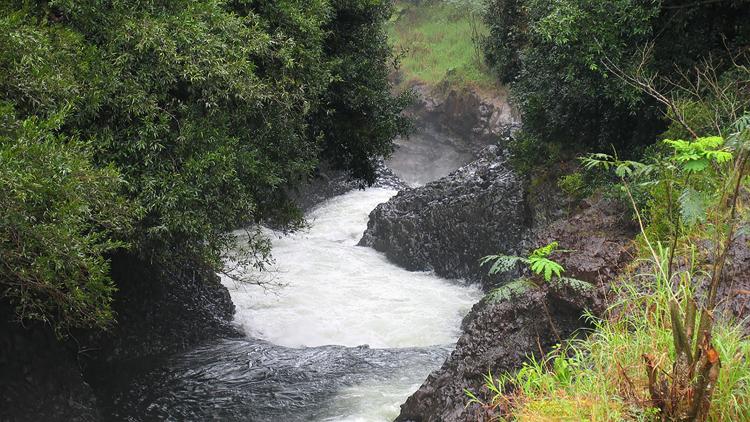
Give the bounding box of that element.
[87,252,239,364]
[394,197,636,422]
[405,82,519,143]
[0,251,240,422]
[290,161,408,212]
[359,146,528,287]
[396,285,593,422]
[0,305,100,422]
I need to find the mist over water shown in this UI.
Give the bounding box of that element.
[386,124,480,186]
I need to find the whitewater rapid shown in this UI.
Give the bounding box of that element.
[219,187,482,420]
[104,187,482,422]
[222,188,480,349]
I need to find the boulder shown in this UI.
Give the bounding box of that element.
[86,252,239,364]
[396,287,592,422]
[359,146,528,287]
[395,198,635,422]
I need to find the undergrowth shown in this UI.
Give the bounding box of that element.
[468,258,750,421]
[467,119,750,419]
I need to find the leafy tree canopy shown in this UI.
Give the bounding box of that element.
[483,0,750,154]
[0,0,409,331]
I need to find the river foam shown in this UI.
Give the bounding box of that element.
[222,188,481,349]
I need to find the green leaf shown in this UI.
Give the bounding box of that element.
[679,187,708,225]
[487,278,538,302]
[682,159,709,172]
[555,277,594,292]
[529,256,564,281]
[480,254,527,275]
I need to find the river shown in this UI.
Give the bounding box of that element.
[105,128,483,421]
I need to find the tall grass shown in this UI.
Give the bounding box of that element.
[388,1,496,90]
[468,252,750,420]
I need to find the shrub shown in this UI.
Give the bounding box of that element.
[483,0,750,155]
[557,172,585,198]
[0,107,135,332]
[481,242,591,302]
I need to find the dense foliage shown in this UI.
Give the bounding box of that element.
[469,116,750,420]
[0,0,408,331]
[312,0,412,184]
[483,0,750,154]
[0,108,135,332]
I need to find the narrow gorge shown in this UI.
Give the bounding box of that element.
[87,87,525,421]
[3,1,749,420]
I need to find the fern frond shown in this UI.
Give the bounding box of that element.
[481,254,527,275]
[529,256,564,281]
[554,276,594,292]
[487,279,537,302]
[679,186,708,226]
[705,150,733,164]
[580,153,615,171]
[667,136,732,173]
[530,241,559,259]
[733,113,750,133]
[696,136,724,150]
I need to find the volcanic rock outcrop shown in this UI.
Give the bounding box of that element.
[359,146,528,287]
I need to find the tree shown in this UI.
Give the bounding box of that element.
[483,0,750,154]
[0,106,135,332]
[0,0,408,330]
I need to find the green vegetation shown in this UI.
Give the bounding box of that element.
[0,0,409,332]
[471,3,750,415]
[468,124,750,419]
[481,242,591,303]
[467,275,750,420]
[581,121,748,419]
[0,109,136,333]
[483,0,750,159]
[468,116,750,419]
[389,0,495,90]
[556,172,586,199]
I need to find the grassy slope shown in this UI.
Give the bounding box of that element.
[388,0,496,91]
[501,275,750,421]
[471,207,750,420]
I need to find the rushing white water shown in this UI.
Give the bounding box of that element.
[218,187,481,421]
[222,188,481,349]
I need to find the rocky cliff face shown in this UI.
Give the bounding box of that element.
[359,146,528,287]
[386,83,520,187]
[394,197,636,422]
[289,162,408,212]
[86,252,239,364]
[406,82,518,143]
[396,287,591,422]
